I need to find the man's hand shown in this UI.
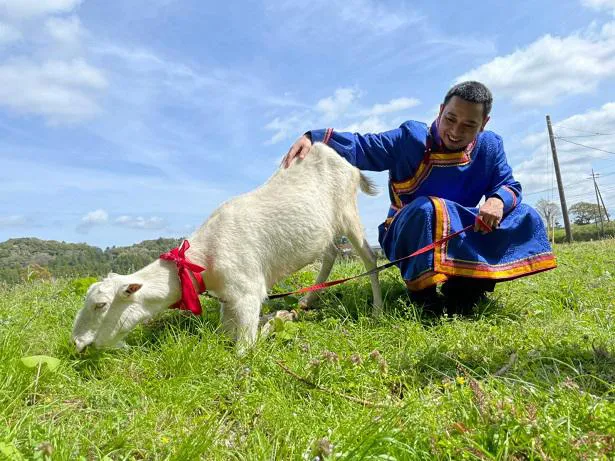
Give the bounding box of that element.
[282,134,312,168]
[476,197,504,233]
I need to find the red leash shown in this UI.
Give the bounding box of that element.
[162,218,491,310]
[268,221,485,300]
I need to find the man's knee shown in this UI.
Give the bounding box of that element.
[405,196,433,218]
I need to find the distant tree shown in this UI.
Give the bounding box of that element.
[21,263,52,282]
[569,202,608,225]
[0,236,184,283]
[535,199,561,227]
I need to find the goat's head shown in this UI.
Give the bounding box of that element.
[71,273,152,352]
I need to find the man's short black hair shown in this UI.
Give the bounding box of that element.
[443,81,493,117]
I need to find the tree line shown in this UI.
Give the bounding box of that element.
[535,199,614,242]
[0,237,183,283]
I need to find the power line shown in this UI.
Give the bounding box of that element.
[566,185,615,200]
[556,125,615,136]
[555,134,615,138]
[526,179,615,199]
[524,177,589,196]
[555,137,615,156]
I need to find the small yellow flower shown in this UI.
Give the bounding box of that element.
[455,376,466,386]
[160,436,170,444]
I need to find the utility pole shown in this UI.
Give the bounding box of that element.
[546,115,573,243]
[591,169,605,235]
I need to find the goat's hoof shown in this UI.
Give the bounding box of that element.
[260,310,298,338]
[274,310,298,322]
[297,296,310,309]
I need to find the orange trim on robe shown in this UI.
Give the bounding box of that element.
[429,197,557,280]
[391,147,472,195]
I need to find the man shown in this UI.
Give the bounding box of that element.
[282,81,556,313]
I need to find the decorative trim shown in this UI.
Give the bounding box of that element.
[391,145,474,195]
[406,272,448,291]
[430,197,557,279]
[502,185,518,208]
[323,128,333,145]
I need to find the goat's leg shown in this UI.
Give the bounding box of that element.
[345,226,383,317]
[298,242,338,309]
[219,301,236,339]
[222,295,262,355]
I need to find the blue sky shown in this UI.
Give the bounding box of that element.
[0,0,614,248]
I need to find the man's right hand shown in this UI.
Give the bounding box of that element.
[282,134,312,168]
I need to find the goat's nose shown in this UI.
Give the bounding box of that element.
[73,338,90,353]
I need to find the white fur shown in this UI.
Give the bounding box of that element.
[72,143,383,353]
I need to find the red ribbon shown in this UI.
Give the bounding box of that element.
[160,240,206,315]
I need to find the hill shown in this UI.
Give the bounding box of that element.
[0,237,183,283]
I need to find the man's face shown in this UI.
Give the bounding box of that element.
[437,96,489,151]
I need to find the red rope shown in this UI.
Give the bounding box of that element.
[268,222,480,300]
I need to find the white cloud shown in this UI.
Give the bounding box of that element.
[81,209,108,224]
[316,88,360,122]
[336,0,421,33]
[581,0,615,12]
[456,23,615,106]
[115,216,166,230]
[0,58,107,122]
[0,215,27,227]
[426,36,497,57]
[0,21,21,43]
[514,102,615,200]
[77,209,108,233]
[266,88,421,144]
[265,113,308,145]
[339,116,390,134]
[45,15,83,46]
[270,0,422,34]
[0,0,82,19]
[360,97,420,116]
[77,211,166,233]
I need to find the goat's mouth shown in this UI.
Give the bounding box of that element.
[73,337,93,353]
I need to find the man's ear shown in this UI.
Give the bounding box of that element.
[120,283,142,298]
[481,115,490,131]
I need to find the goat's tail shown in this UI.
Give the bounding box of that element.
[359,173,378,196]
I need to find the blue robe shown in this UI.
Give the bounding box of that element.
[309,121,557,291]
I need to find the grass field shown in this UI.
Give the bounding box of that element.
[1,239,614,460]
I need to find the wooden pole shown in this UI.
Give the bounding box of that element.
[546,115,573,242]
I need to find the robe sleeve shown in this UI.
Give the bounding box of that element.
[307,122,422,172]
[485,135,522,214]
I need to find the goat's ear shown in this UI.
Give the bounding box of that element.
[120,283,142,297]
[106,272,120,280]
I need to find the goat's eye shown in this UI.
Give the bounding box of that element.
[94,302,107,310]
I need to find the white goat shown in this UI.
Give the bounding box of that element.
[72,143,383,353]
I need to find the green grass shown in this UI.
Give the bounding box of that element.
[1,239,614,460]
